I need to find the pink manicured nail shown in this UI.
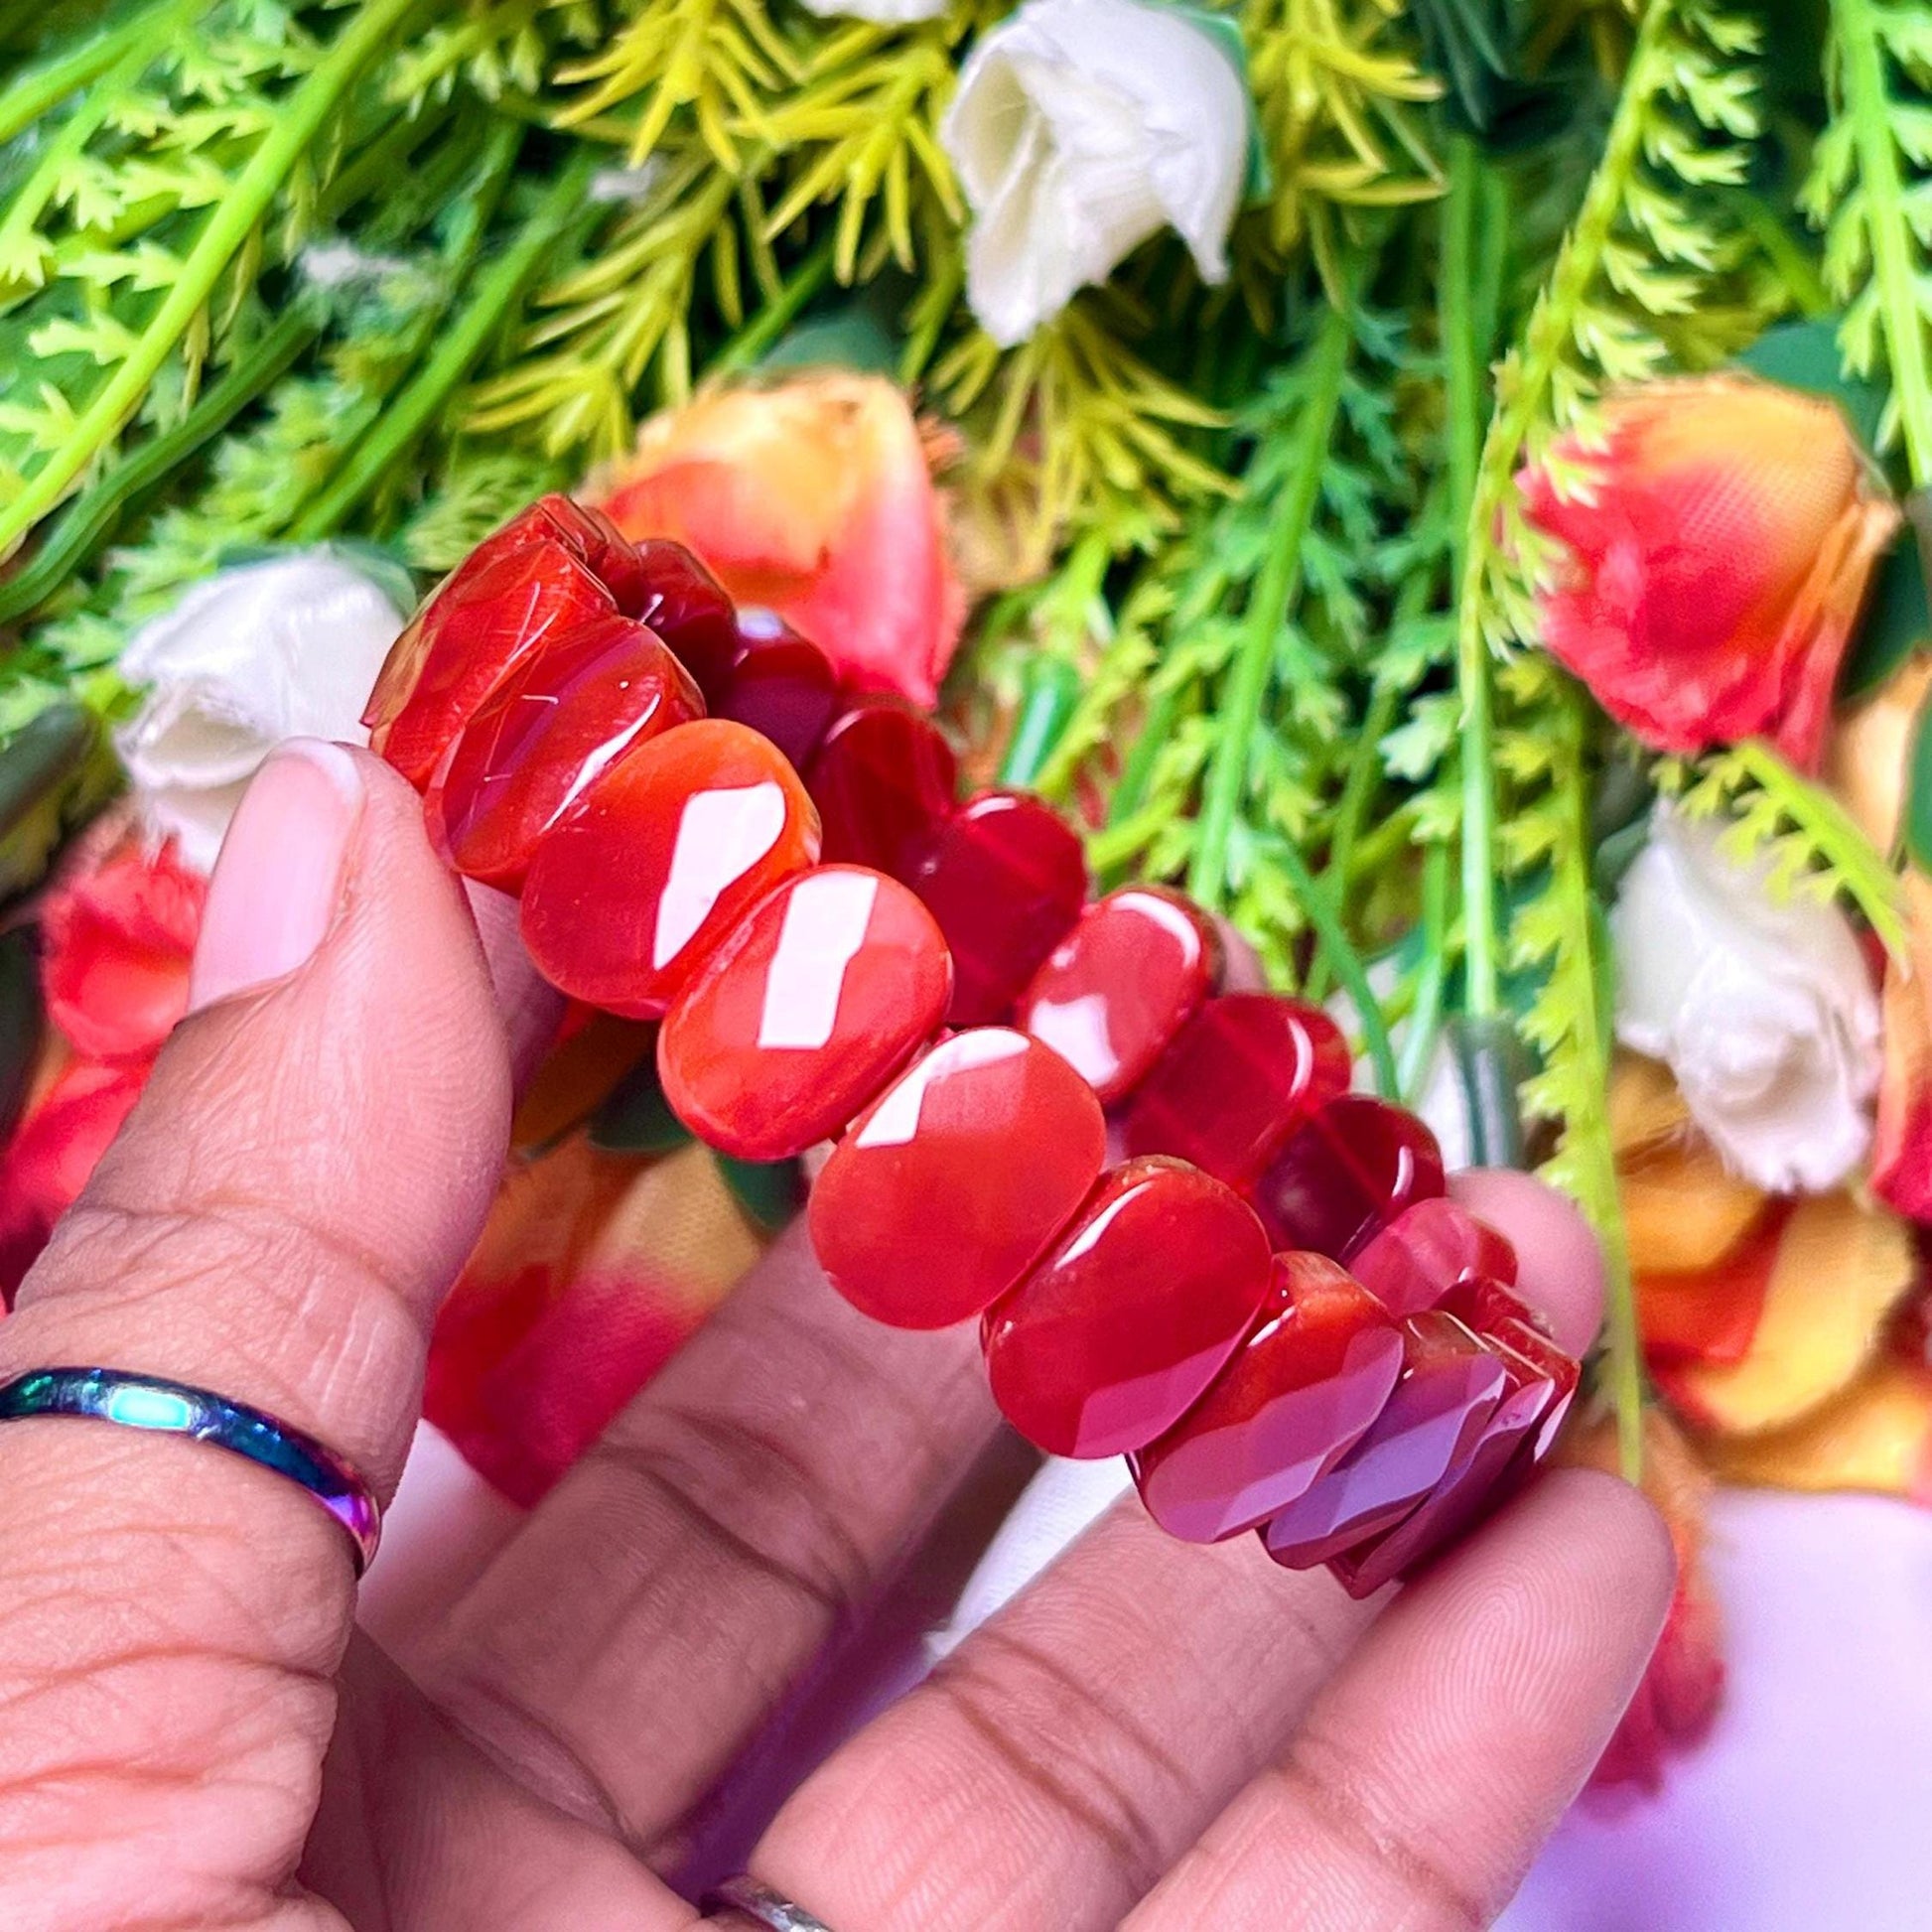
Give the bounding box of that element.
[189,740,364,1013]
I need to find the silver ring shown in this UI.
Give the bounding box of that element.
[702,1874,835,1931]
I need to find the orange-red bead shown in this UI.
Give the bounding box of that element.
[810,1029,1105,1329]
[659,866,952,1161]
[983,1158,1272,1459]
[522,719,820,1019]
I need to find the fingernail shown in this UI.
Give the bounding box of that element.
[189,740,364,1013]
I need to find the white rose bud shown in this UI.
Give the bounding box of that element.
[797,0,947,20]
[941,0,1251,346]
[116,551,407,873]
[1611,807,1882,1194]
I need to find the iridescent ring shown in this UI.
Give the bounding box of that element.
[702,1875,836,1931]
[0,1366,381,1574]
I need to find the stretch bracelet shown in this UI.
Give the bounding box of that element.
[365,495,1582,1597]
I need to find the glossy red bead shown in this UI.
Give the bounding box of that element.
[522,719,820,1019]
[1436,1272,1549,1345]
[1017,888,1220,1104]
[1132,1253,1403,1542]
[984,1158,1272,1459]
[622,538,741,698]
[1491,1315,1581,1462]
[806,701,958,880]
[1121,994,1351,1190]
[658,866,952,1161]
[1349,1198,1519,1320]
[712,617,840,768]
[1324,1326,1557,1598]
[1255,1094,1446,1260]
[433,616,705,892]
[1260,1311,1508,1571]
[912,790,1089,1027]
[810,1029,1105,1329]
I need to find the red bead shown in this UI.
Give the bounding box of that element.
[433,616,704,892]
[1121,994,1351,1190]
[622,538,740,698]
[1132,1253,1403,1542]
[369,535,621,788]
[1259,1311,1507,1571]
[806,701,957,880]
[912,790,1089,1026]
[1436,1272,1549,1344]
[984,1158,1272,1458]
[1350,1198,1519,1320]
[658,866,952,1161]
[810,1029,1105,1329]
[1324,1326,1558,1598]
[712,618,840,768]
[522,720,820,1019]
[1255,1094,1446,1259]
[1017,888,1220,1104]
[1492,1316,1581,1463]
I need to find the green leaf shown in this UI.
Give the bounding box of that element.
[1841,523,1932,699]
[0,926,42,1148]
[1733,317,1889,452]
[588,1052,692,1156]
[0,701,93,844]
[1906,682,1932,874]
[715,1153,804,1233]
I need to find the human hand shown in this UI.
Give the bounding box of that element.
[0,743,1673,1931]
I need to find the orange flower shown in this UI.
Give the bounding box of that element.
[595,372,966,708]
[1522,375,1898,769]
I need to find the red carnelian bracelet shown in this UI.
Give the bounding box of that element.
[364,494,1582,1599]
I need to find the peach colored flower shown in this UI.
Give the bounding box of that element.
[1522,375,1898,769]
[595,373,965,708]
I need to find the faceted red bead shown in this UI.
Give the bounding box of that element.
[622,538,741,698]
[369,535,621,788]
[1121,994,1351,1190]
[658,865,952,1161]
[912,790,1089,1027]
[809,1029,1105,1329]
[1491,1315,1582,1462]
[1254,1094,1446,1260]
[806,701,958,881]
[1016,888,1220,1104]
[1349,1198,1519,1320]
[521,719,820,1019]
[712,617,840,769]
[1132,1252,1403,1542]
[984,1158,1272,1459]
[1324,1326,1556,1598]
[433,616,704,892]
[1437,1272,1549,1344]
[1259,1311,1507,1572]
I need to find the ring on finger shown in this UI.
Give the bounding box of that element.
[702,1874,837,1931]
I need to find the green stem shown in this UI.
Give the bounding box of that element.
[1304,675,1400,1005]
[0,0,194,146]
[1000,656,1084,790]
[1398,840,1452,1103]
[1837,0,1932,484]
[0,0,423,560]
[710,232,839,378]
[291,144,603,543]
[1186,303,1350,911]
[1272,837,1401,1101]
[1739,194,1831,319]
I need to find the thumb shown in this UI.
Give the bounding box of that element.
[0,742,512,1929]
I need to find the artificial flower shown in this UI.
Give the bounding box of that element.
[796,0,945,19]
[1565,1410,1725,1793]
[116,549,407,871]
[940,0,1250,346]
[1521,375,1898,768]
[597,373,965,708]
[1611,805,1880,1193]
[1710,1349,1932,1501]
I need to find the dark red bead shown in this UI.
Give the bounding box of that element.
[1259,1311,1507,1572]
[1132,1253,1403,1542]
[1254,1094,1446,1260]
[622,538,740,697]
[1121,994,1351,1190]
[1436,1272,1549,1344]
[433,616,704,891]
[712,616,840,768]
[658,866,951,1161]
[809,1029,1105,1329]
[1324,1326,1557,1598]
[1491,1316,1581,1463]
[1350,1198,1519,1320]
[1017,888,1220,1104]
[521,719,820,1019]
[912,790,1088,1027]
[806,701,958,880]
[984,1158,1272,1458]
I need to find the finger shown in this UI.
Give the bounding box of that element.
[0,743,514,1926]
[750,1501,1381,1932]
[1128,1468,1673,1930]
[417,1220,1002,1858]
